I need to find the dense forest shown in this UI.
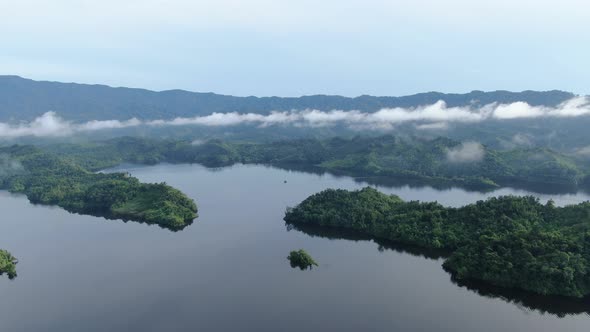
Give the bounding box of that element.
[284,187,590,298]
[46,135,590,192]
[0,249,17,279]
[0,145,197,231]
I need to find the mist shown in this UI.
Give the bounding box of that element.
[0,154,24,178]
[575,146,590,157]
[446,142,485,163]
[1,97,589,138]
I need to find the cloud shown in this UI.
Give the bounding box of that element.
[0,112,73,137]
[0,154,24,178]
[493,97,590,119]
[190,139,205,146]
[575,146,590,157]
[1,97,590,138]
[0,112,141,138]
[446,142,485,163]
[148,111,300,127]
[511,133,533,147]
[78,118,142,131]
[415,122,449,130]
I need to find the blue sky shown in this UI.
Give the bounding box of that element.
[1,0,588,96]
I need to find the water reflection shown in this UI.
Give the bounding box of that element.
[260,162,589,195]
[28,201,194,232]
[286,222,448,260]
[3,162,590,331]
[286,221,590,317]
[449,276,590,318]
[0,273,16,280]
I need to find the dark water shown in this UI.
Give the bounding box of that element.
[1,163,590,332]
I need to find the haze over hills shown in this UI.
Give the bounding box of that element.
[0,75,577,121]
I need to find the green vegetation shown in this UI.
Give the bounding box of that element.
[0,249,17,279]
[284,187,590,298]
[0,145,197,230]
[47,135,590,192]
[287,249,318,270]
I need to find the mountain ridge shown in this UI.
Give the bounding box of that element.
[0,75,576,121]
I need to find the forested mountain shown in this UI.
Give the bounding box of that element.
[0,75,575,121]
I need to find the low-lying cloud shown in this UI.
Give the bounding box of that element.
[446,142,485,163]
[415,122,449,130]
[1,97,589,138]
[511,133,534,147]
[575,146,590,157]
[190,139,206,146]
[0,154,24,178]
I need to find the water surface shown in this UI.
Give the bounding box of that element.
[0,163,589,331]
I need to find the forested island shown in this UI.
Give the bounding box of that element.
[284,187,590,298]
[0,145,197,231]
[46,135,590,193]
[0,249,17,279]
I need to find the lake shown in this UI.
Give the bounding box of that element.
[1,163,589,331]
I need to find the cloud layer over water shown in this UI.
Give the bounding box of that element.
[1,97,589,138]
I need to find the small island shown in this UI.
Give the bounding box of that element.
[285,187,590,298]
[0,249,17,279]
[287,249,319,270]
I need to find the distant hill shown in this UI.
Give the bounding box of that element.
[0,75,576,121]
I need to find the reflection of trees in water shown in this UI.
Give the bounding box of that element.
[111,215,194,232]
[286,222,448,260]
[211,162,586,195]
[35,204,195,232]
[286,221,590,317]
[448,274,590,318]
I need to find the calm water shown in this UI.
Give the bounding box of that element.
[1,163,590,332]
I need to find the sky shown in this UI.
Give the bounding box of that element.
[1,0,589,97]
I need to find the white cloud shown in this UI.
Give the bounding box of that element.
[493,97,590,119]
[512,133,533,146]
[190,139,205,146]
[446,142,485,163]
[78,118,142,131]
[575,146,590,157]
[1,97,590,138]
[0,112,139,138]
[0,112,72,137]
[416,122,449,130]
[0,154,24,178]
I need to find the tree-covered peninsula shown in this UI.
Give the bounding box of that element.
[0,145,197,230]
[284,187,590,298]
[47,135,590,192]
[0,249,17,279]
